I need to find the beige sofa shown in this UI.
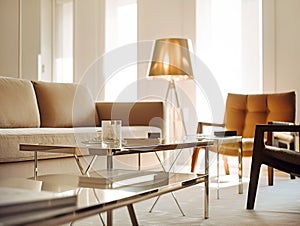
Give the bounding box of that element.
[0,76,164,163]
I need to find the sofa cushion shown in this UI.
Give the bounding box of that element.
[0,126,161,162]
[0,77,40,128]
[33,81,99,127]
[0,127,99,162]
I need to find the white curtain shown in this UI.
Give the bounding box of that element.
[196,0,262,123]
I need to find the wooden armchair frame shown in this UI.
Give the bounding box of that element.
[247,124,300,209]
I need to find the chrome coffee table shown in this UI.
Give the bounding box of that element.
[20,140,213,225]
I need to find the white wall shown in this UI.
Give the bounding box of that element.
[20,0,41,80]
[138,0,196,42]
[241,0,262,93]
[0,0,105,83]
[138,0,196,79]
[196,0,261,125]
[263,0,300,122]
[74,0,105,83]
[0,0,19,77]
[40,0,52,81]
[0,0,43,81]
[138,0,197,138]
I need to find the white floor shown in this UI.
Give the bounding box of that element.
[66,162,299,226]
[2,153,297,225]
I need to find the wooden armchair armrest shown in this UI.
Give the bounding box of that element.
[267,121,296,146]
[197,122,225,134]
[254,124,300,149]
[248,124,300,209]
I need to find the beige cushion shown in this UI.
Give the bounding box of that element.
[0,126,161,162]
[209,138,254,157]
[0,77,40,128]
[0,127,99,162]
[33,81,99,127]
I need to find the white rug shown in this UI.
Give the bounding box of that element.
[71,174,300,226]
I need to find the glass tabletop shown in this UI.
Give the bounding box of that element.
[34,169,208,210]
[20,139,214,155]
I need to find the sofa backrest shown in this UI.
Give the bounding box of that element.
[33,81,99,127]
[0,76,164,131]
[224,92,296,138]
[0,77,40,128]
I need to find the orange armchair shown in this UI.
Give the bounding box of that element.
[191,91,296,185]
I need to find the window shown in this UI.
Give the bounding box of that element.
[196,0,262,122]
[104,0,137,101]
[53,0,73,83]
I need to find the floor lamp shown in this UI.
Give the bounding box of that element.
[147,38,194,215]
[148,38,194,140]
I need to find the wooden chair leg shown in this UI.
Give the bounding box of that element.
[222,155,230,175]
[191,148,200,172]
[246,160,262,209]
[290,142,296,179]
[268,166,274,186]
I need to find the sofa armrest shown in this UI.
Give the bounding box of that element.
[95,101,164,136]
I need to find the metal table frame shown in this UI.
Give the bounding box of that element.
[20,140,212,225]
[207,136,243,199]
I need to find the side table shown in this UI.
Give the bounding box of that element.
[200,135,243,199]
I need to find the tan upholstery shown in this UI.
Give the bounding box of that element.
[33,81,99,127]
[0,77,40,128]
[225,92,295,138]
[191,91,296,172]
[219,92,296,157]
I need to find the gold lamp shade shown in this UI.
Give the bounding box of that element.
[148,38,193,80]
